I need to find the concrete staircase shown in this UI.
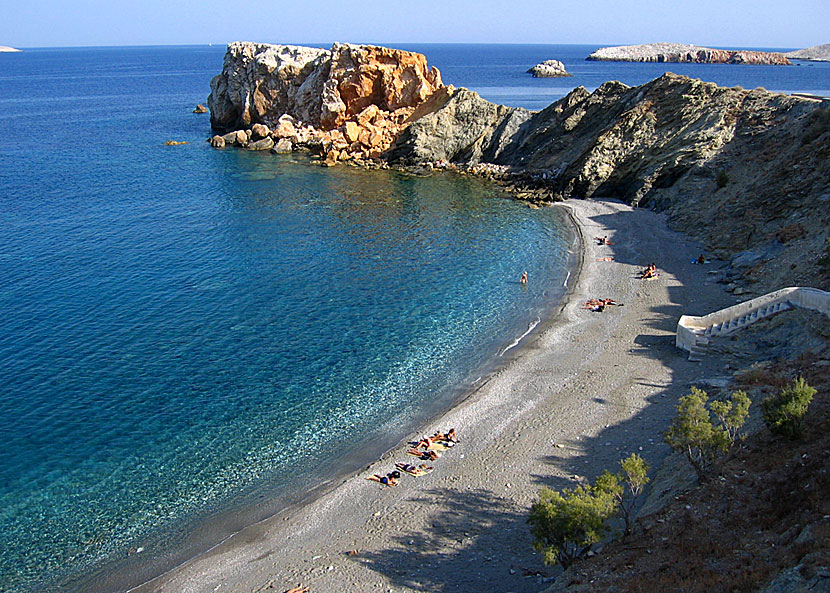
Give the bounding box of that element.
[676,287,830,361]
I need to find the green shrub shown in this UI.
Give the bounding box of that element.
[595,453,650,537]
[716,170,729,189]
[761,377,815,439]
[665,387,750,480]
[528,482,618,569]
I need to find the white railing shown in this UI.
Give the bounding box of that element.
[676,287,830,360]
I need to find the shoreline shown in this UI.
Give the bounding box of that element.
[71,198,578,593]
[120,198,736,593]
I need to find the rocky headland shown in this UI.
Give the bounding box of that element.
[0,45,22,52]
[207,41,829,296]
[786,43,830,62]
[527,59,572,77]
[587,42,791,65]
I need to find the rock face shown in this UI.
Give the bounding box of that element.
[208,43,330,131]
[208,42,443,132]
[386,87,532,164]
[527,59,572,77]
[785,43,830,62]
[207,41,445,162]
[587,43,791,65]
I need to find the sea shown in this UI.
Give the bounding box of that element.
[1,43,827,593]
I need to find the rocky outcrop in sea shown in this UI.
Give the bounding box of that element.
[207,41,444,163]
[527,59,572,77]
[0,45,22,52]
[785,43,830,62]
[587,42,791,65]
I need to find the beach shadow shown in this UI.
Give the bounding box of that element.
[351,487,555,593]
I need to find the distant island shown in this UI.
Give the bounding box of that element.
[587,42,790,65]
[0,46,22,52]
[785,43,830,62]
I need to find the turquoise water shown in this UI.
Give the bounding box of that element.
[1,44,828,593]
[0,46,576,593]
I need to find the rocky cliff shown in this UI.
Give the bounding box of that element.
[206,42,829,292]
[388,73,829,292]
[588,43,791,65]
[208,41,444,162]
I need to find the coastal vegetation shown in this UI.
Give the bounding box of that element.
[547,360,827,592]
[761,376,816,439]
[664,387,750,481]
[528,454,651,568]
[595,454,650,537]
[529,482,617,569]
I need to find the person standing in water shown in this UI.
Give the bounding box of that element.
[520,271,528,284]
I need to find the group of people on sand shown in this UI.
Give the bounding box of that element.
[369,428,459,487]
[594,235,614,246]
[639,263,658,279]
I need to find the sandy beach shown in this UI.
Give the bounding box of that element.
[129,197,738,593]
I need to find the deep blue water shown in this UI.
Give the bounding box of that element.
[0,43,828,593]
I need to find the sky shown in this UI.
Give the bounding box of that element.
[2,0,827,49]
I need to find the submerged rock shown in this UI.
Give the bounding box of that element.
[527,59,572,77]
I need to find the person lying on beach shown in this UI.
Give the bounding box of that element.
[430,428,460,443]
[414,436,433,449]
[440,428,459,442]
[582,298,620,308]
[408,448,440,460]
[284,586,308,593]
[594,235,614,245]
[367,472,399,486]
[396,462,434,476]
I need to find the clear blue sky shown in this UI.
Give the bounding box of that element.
[3,0,827,49]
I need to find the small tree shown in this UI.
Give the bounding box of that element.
[528,482,618,569]
[595,453,650,537]
[665,387,750,480]
[762,377,815,439]
[710,389,751,448]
